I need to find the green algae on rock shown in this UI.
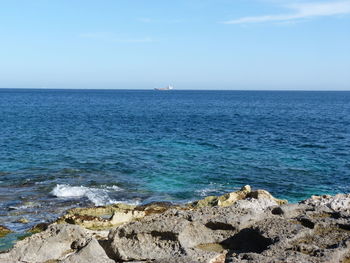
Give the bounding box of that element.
[29,223,49,234]
[0,225,12,238]
[55,202,180,230]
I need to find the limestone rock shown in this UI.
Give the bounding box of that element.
[66,203,137,217]
[110,209,145,225]
[56,202,175,230]
[178,222,224,248]
[0,224,87,263]
[62,238,114,263]
[191,195,219,208]
[218,185,252,207]
[3,187,350,263]
[108,211,234,262]
[190,185,287,208]
[107,204,254,262]
[302,193,350,212]
[209,252,227,263]
[57,213,111,230]
[190,185,252,208]
[247,189,288,205]
[234,197,278,212]
[108,218,188,261]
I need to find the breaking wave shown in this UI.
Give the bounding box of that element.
[51,184,123,206]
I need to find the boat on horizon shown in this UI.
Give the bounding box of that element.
[154,85,174,91]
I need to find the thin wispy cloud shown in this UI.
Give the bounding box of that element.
[79,32,154,43]
[224,0,350,24]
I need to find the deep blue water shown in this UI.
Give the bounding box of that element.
[1,89,350,248]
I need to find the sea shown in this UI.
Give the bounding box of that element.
[1,89,350,250]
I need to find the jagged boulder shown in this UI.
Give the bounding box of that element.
[62,237,114,263]
[108,216,190,261]
[107,196,280,262]
[302,193,350,212]
[108,211,235,262]
[4,186,350,263]
[0,224,87,262]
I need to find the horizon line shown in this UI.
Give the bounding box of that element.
[1,87,350,92]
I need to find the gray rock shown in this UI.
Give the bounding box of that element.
[302,194,350,212]
[3,189,350,263]
[108,218,187,261]
[108,210,234,262]
[0,224,87,263]
[62,238,115,263]
[107,199,277,262]
[178,222,221,248]
[234,198,278,212]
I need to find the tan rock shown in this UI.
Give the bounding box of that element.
[190,185,252,208]
[193,196,219,208]
[16,217,29,224]
[56,213,111,230]
[56,202,175,230]
[218,185,251,207]
[66,203,137,217]
[110,210,146,225]
[209,252,227,263]
[189,185,287,208]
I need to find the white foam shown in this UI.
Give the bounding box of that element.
[51,184,125,206]
[196,188,216,197]
[195,182,230,197]
[117,199,141,206]
[104,185,123,191]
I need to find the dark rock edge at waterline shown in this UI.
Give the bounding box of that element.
[1,185,350,263]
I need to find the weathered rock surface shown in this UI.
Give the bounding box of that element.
[55,201,177,230]
[53,185,286,231]
[189,185,287,208]
[0,224,87,262]
[302,193,350,212]
[1,186,350,263]
[62,238,115,263]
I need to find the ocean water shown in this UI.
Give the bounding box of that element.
[1,89,350,248]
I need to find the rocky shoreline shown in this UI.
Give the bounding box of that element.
[1,185,350,263]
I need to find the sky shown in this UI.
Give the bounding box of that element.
[0,0,349,90]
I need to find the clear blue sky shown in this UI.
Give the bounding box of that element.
[0,0,349,90]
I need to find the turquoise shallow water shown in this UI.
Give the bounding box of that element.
[1,89,350,249]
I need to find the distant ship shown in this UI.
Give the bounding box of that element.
[154,85,174,91]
